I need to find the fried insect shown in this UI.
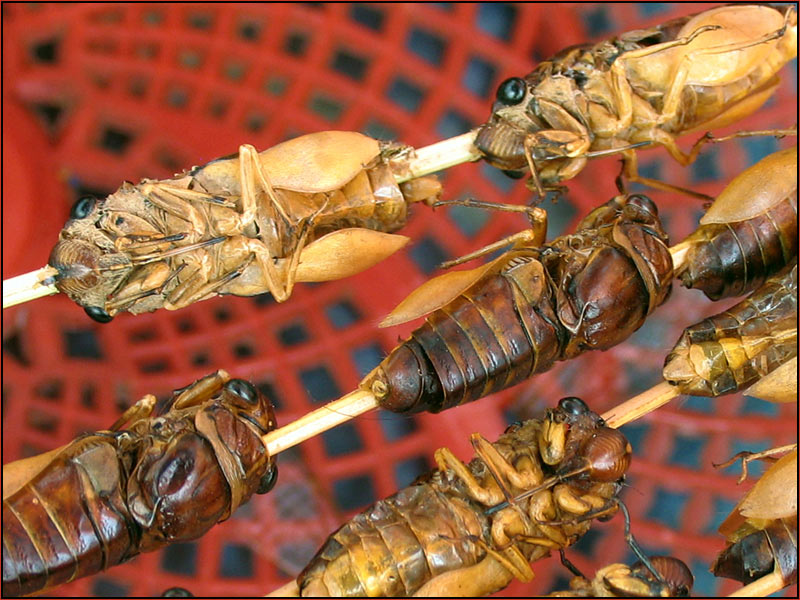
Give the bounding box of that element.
[475,4,797,198]
[297,397,631,597]
[663,261,797,396]
[48,131,441,322]
[2,371,277,597]
[672,147,798,300]
[712,448,798,588]
[362,193,672,414]
[549,555,694,597]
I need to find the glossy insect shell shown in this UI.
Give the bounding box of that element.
[632,556,694,596]
[582,428,632,482]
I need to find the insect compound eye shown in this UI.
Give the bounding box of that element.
[496,77,526,106]
[70,196,97,219]
[501,169,526,180]
[625,194,658,217]
[257,465,279,494]
[161,587,194,598]
[558,397,588,415]
[226,378,258,404]
[84,305,114,323]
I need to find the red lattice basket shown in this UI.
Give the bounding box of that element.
[3,3,797,597]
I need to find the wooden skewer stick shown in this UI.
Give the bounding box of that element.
[2,266,59,309]
[1,133,482,311]
[727,571,785,597]
[265,581,299,597]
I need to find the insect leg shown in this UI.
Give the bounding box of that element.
[471,433,543,494]
[238,144,291,229]
[432,198,546,227]
[712,444,798,484]
[433,447,506,506]
[108,394,157,431]
[439,227,545,270]
[559,548,586,578]
[164,253,255,309]
[620,149,713,201]
[138,182,208,234]
[172,369,231,410]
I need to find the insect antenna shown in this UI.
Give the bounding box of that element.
[126,236,227,266]
[558,548,586,579]
[485,463,591,515]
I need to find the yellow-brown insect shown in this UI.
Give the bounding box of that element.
[297,397,631,597]
[48,131,441,322]
[549,555,694,598]
[712,448,797,587]
[663,261,797,397]
[362,194,672,414]
[2,371,277,597]
[475,4,797,198]
[672,147,798,300]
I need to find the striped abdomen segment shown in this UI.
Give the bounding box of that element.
[298,482,487,596]
[664,262,797,396]
[2,439,133,597]
[677,195,798,300]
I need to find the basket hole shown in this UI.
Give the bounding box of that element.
[406,27,446,66]
[386,76,425,113]
[618,422,649,451]
[436,108,473,138]
[285,30,310,57]
[691,146,721,183]
[278,321,310,347]
[3,329,29,366]
[91,578,129,597]
[237,18,263,42]
[263,75,288,97]
[63,328,103,360]
[251,291,276,307]
[723,438,771,479]
[186,11,214,30]
[325,299,362,329]
[31,102,65,133]
[245,110,267,132]
[161,542,197,575]
[223,58,248,82]
[463,55,496,98]
[351,343,383,378]
[30,37,60,63]
[134,41,160,60]
[27,408,59,433]
[410,236,449,275]
[622,361,659,397]
[630,316,670,349]
[570,527,604,557]
[668,434,706,469]
[682,395,714,413]
[362,120,397,141]
[308,92,345,122]
[690,558,720,596]
[142,9,163,25]
[175,318,196,333]
[478,161,516,194]
[333,474,375,511]
[741,136,780,165]
[322,423,364,457]
[582,6,614,37]
[278,542,318,577]
[274,481,317,519]
[129,327,157,343]
[330,48,369,81]
[704,496,738,534]
[81,384,97,408]
[138,357,170,374]
[35,379,64,401]
[476,3,516,41]
[191,352,209,367]
[232,340,255,359]
[178,48,204,69]
[127,76,149,97]
[155,147,184,172]
[645,487,689,529]
[98,125,134,155]
[165,85,191,109]
[219,543,253,578]
[741,395,779,417]
[256,380,283,411]
[448,200,490,238]
[299,365,341,404]
[214,306,233,323]
[21,443,48,459]
[207,96,230,119]
[395,455,429,487]
[378,411,418,441]
[349,4,384,31]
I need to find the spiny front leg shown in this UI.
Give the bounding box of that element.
[172,370,232,410]
[109,394,157,431]
[433,447,506,506]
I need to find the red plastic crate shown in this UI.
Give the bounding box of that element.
[2,3,796,597]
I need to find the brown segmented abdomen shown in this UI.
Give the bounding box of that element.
[664,262,797,396]
[677,194,798,300]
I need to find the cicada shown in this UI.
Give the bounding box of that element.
[475,4,797,198]
[2,370,277,597]
[297,397,631,597]
[48,131,441,322]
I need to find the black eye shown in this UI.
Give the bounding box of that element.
[226,379,258,404]
[161,587,194,598]
[558,397,588,415]
[70,197,96,219]
[84,306,113,323]
[626,194,658,216]
[256,465,278,494]
[496,77,526,106]
[501,169,526,179]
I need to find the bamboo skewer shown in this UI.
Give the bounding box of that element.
[2,265,59,309]
[727,571,786,597]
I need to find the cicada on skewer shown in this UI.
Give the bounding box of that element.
[2,371,277,597]
[475,4,797,199]
[297,397,632,597]
[47,131,441,322]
